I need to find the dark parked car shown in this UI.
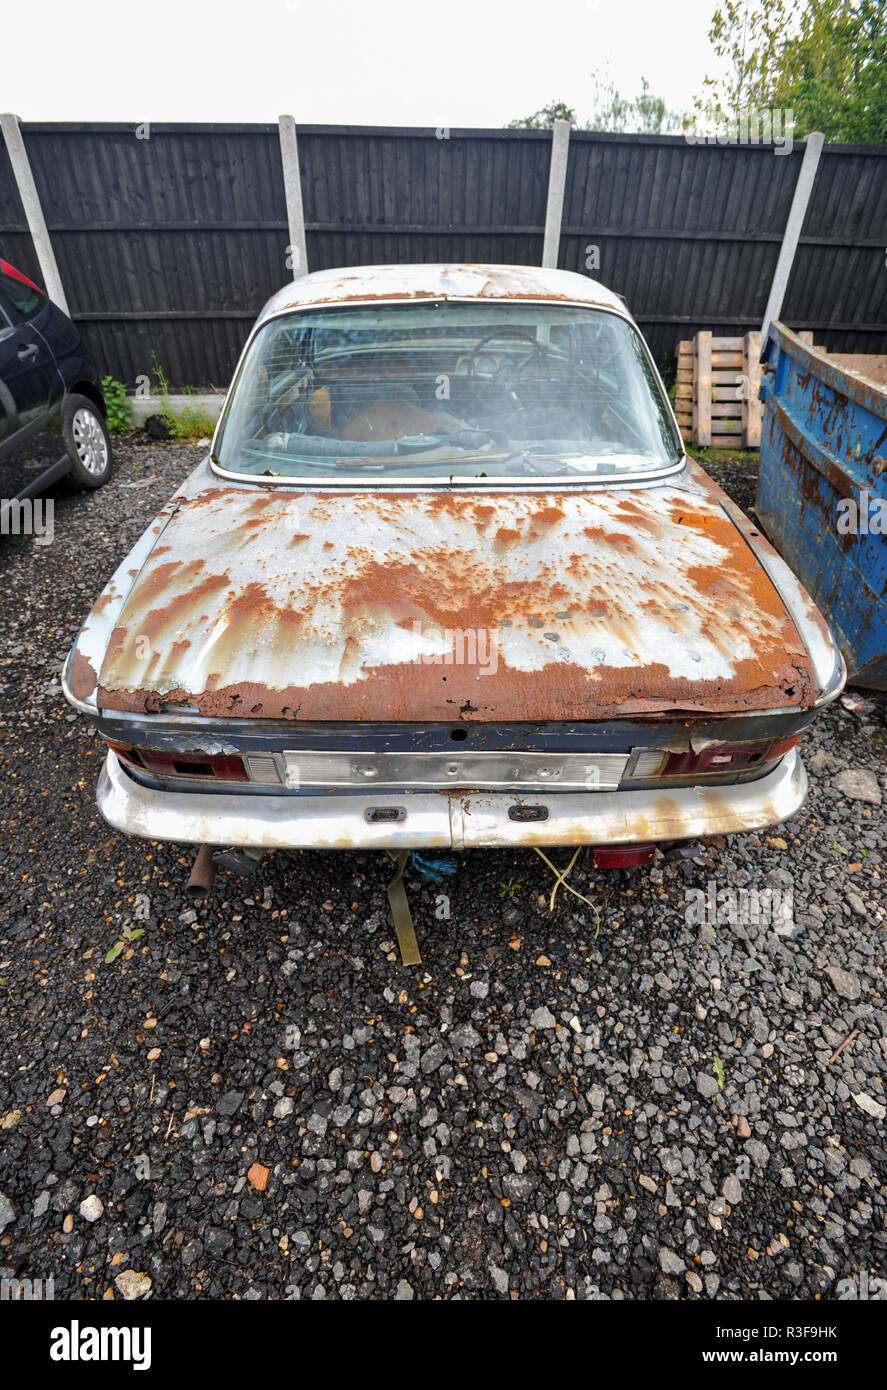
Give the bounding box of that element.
[0,259,111,526]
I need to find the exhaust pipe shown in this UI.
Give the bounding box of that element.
[185,844,217,901]
[662,840,702,862]
[212,846,265,876]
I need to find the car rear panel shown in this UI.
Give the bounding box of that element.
[89,460,816,724]
[95,742,808,850]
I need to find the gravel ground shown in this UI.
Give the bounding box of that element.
[0,442,884,1302]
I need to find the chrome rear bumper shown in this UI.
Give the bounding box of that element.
[97,746,806,850]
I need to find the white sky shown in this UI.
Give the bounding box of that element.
[4,0,722,126]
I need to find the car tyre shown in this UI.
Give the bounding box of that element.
[63,394,112,488]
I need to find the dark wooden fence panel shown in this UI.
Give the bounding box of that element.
[1,122,883,386]
[6,122,290,385]
[562,134,814,362]
[782,144,887,351]
[297,127,551,275]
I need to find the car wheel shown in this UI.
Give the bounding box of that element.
[64,394,112,488]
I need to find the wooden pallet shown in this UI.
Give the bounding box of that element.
[674,331,765,449]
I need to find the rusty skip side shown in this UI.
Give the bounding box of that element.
[756,322,887,690]
[84,457,817,724]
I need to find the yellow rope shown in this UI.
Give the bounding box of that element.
[533,846,601,938]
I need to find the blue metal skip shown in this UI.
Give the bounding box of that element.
[757,322,887,689]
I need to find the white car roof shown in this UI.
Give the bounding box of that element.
[257,263,631,322]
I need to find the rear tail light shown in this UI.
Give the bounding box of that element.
[107,742,247,782]
[630,733,802,781]
[762,734,805,761]
[591,844,656,868]
[661,742,770,776]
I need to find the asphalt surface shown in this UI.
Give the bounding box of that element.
[0,442,884,1301]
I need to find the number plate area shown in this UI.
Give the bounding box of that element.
[276,750,629,791]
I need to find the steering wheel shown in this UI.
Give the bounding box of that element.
[465,329,553,409]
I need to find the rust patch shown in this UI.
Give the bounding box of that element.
[182,486,248,509]
[98,654,809,723]
[134,560,185,604]
[495,527,522,546]
[133,570,232,647]
[68,649,97,701]
[247,493,280,513]
[529,505,565,526]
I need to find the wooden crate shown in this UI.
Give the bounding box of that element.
[673,331,765,448]
[674,338,694,439]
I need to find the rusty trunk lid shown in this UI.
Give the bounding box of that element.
[92,465,815,722]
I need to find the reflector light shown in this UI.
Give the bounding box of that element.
[591,845,656,868]
[245,754,281,783]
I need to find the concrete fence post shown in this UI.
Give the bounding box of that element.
[761,131,824,338]
[278,115,309,281]
[0,113,70,314]
[542,120,571,270]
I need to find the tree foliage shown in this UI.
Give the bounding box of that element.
[697,0,887,142]
[506,101,578,130]
[696,0,787,120]
[507,76,682,134]
[510,4,887,144]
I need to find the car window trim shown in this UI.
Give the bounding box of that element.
[209,458,688,490]
[210,297,685,489]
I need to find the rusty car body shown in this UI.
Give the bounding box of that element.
[62,264,845,860]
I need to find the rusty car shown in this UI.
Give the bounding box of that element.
[62,263,845,881]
